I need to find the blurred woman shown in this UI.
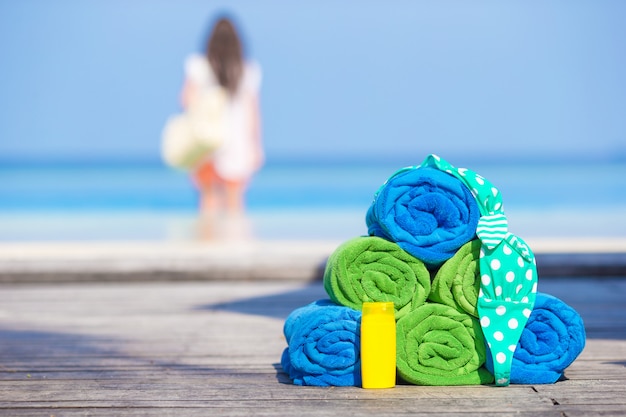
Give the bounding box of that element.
[180,16,263,215]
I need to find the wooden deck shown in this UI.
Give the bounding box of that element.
[1,276,626,416]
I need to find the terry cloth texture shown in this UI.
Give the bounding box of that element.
[396,302,494,386]
[366,166,480,269]
[323,236,431,320]
[422,154,538,386]
[281,300,362,387]
[485,293,586,384]
[429,239,482,318]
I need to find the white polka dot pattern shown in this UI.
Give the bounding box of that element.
[477,237,537,387]
[421,154,538,387]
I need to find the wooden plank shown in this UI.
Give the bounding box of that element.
[0,384,544,402]
[0,410,565,417]
[0,393,559,414]
[1,278,626,416]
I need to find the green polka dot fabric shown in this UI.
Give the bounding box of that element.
[421,154,538,387]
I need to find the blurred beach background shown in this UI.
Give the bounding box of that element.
[1,0,625,243]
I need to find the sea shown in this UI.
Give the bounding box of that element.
[1,158,625,242]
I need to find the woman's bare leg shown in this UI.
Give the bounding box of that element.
[199,189,221,215]
[194,162,222,216]
[224,180,246,214]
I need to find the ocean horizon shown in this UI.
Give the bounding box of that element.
[1,157,625,242]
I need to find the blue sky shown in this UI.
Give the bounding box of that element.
[1,0,625,165]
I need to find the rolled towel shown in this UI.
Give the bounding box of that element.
[396,303,494,386]
[323,236,431,320]
[485,293,586,384]
[366,166,480,269]
[421,154,539,386]
[429,239,481,318]
[282,299,338,341]
[281,300,362,386]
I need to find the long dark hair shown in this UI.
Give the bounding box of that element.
[206,17,244,95]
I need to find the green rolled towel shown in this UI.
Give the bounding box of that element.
[396,303,494,386]
[323,236,431,320]
[429,239,481,318]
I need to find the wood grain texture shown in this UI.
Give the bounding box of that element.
[1,278,625,416]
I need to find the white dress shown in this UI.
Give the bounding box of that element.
[184,54,262,181]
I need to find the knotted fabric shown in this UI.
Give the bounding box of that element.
[421,154,538,386]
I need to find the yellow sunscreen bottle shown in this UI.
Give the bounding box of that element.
[360,301,396,389]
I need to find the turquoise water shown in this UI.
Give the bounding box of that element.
[1,160,625,241]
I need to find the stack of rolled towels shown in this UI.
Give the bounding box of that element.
[281,154,586,387]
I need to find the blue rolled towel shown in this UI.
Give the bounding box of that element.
[366,167,480,268]
[281,300,362,386]
[485,293,586,384]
